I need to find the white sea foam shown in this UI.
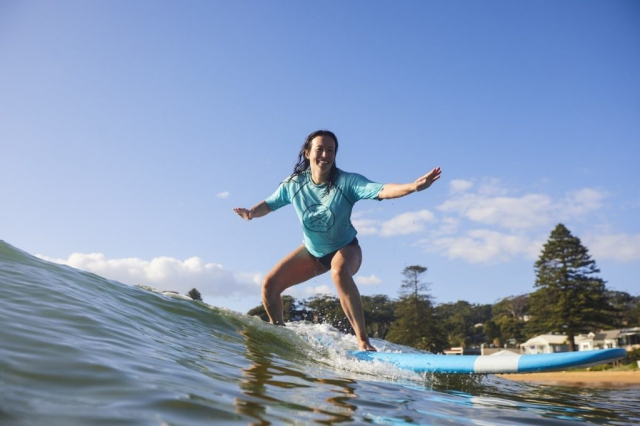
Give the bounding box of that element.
[284,321,426,382]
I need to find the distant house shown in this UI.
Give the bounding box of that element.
[618,327,640,351]
[444,347,481,355]
[481,346,520,356]
[520,334,570,354]
[522,328,640,354]
[575,330,620,351]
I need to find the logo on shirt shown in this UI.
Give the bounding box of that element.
[303,204,335,233]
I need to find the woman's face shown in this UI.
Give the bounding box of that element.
[305,135,336,176]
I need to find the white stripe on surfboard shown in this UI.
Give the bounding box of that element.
[473,355,521,373]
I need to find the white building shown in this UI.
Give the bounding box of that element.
[520,334,570,354]
[522,329,639,354]
[575,330,619,351]
[618,327,640,351]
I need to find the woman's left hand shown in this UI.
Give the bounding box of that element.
[415,167,441,192]
[378,167,442,200]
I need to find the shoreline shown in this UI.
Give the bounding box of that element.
[497,370,640,387]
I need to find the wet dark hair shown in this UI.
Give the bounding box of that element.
[292,130,339,194]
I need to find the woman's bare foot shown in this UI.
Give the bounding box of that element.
[358,339,377,352]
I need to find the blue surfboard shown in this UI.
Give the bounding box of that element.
[349,348,626,374]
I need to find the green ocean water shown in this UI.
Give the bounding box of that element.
[1,240,638,425]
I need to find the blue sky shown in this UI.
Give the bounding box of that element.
[2,1,639,313]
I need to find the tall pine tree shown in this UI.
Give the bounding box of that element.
[527,224,614,351]
[386,266,446,352]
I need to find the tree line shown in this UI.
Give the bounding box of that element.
[248,224,640,352]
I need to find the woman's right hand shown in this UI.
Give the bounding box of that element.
[233,207,252,220]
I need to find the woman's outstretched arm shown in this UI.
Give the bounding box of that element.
[233,201,272,220]
[377,167,441,200]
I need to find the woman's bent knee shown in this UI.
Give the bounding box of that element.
[262,274,284,299]
[331,266,355,290]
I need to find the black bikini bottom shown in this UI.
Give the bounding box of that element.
[317,237,359,270]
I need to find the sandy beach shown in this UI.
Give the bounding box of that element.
[497,370,640,387]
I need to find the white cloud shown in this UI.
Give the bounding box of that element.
[380,210,436,237]
[234,272,264,287]
[352,210,381,236]
[477,178,509,197]
[450,179,473,193]
[439,192,552,230]
[425,229,543,264]
[354,178,620,267]
[558,188,606,218]
[216,191,231,199]
[585,233,640,262]
[356,274,382,285]
[285,284,334,298]
[439,182,606,231]
[37,252,256,297]
[429,177,580,263]
[434,217,459,236]
[352,217,380,236]
[353,210,436,237]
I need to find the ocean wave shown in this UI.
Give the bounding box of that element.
[1,240,638,425]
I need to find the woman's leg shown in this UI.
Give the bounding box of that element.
[262,245,328,325]
[330,244,376,351]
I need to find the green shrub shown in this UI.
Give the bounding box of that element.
[623,348,640,365]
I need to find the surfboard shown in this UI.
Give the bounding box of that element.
[349,348,626,374]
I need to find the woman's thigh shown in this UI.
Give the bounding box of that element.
[264,245,329,294]
[331,244,362,276]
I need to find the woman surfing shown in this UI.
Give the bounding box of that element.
[234,130,441,351]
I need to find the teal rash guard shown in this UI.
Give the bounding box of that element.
[264,169,385,257]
